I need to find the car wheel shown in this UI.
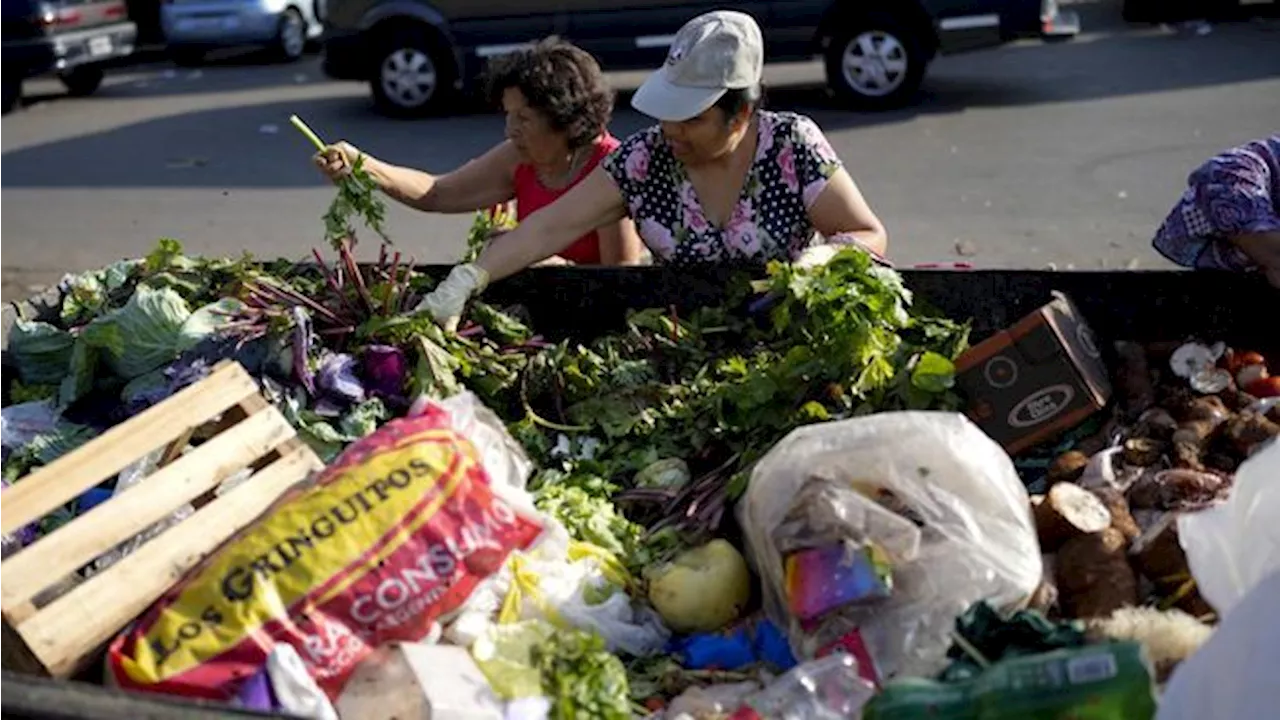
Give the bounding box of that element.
[273,8,307,62]
[171,48,206,67]
[59,67,105,97]
[370,26,455,118]
[2,78,20,114]
[824,14,929,110]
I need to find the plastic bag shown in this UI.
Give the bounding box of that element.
[88,448,193,577]
[1175,438,1279,615]
[108,406,544,700]
[738,411,1042,681]
[0,400,62,452]
[496,524,670,657]
[1155,570,1280,720]
[471,620,557,700]
[436,391,534,505]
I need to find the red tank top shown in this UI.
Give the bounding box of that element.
[512,134,620,265]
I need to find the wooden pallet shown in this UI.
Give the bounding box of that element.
[1,361,324,678]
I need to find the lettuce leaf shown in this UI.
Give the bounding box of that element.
[78,287,238,381]
[8,320,75,385]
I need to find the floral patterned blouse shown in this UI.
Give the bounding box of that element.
[1152,134,1280,272]
[602,111,870,264]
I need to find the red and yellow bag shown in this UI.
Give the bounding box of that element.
[107,406,544,699]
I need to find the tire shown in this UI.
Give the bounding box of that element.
[2,79,19,115]
[59,66,104,97]
[823,13,929,110]
[170,48,206,67]
[369,25,456,118]
[272,8,307,62]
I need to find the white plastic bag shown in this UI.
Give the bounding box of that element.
[738,411,1042,680]
[1155,569,1280,720]
[267,644,339,720]
[1175,438,1279,615]
[497,522,670,657]
[448,518,670,657]
[436,391,534,499]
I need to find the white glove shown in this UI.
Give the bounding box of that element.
[415,263,489,331]
[794,244,841,269]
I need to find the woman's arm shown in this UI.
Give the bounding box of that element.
[597,218,645,265]
[807,168,889,258]
[1233,231,1280,264]
[475,166,628,282]
[361,141,521,214]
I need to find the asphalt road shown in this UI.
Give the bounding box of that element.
[3,8,1279,301]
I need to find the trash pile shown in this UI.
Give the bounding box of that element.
[2,219,1277,718]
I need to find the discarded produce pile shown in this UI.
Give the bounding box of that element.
[2,212,1276,718]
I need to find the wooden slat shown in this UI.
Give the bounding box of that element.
[17,444,322,678]
[0,406,296,611]
[0,363,259,534]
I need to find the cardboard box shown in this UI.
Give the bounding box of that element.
[954,292,1112,454]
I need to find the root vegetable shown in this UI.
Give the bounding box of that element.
[1131,408,1177,443]
[1047,450,1090,484]
[1174,395,1229,423]
[1203,451,1241,475]
[1172,421,1216,470]
[1122,437,1165,468]
[1056,528,1140,619]
[1090,486,1141,542]
[1222,410,1280,457]
[1130,513,1215,617]
[1027,553,1060,616]
[1033,482,1112,552]
[647,539,752,634]
[1127,468,1227,511]
[1220,389,1259,412]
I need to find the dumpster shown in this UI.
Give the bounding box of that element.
[1,261,1275,718]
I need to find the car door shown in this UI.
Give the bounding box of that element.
[437,0,567,70]
[562,0,770,73]
[764,0,834,60]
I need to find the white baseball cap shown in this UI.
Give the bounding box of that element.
[631,10,764,122]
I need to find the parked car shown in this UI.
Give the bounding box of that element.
[2,0,137,114]
[319,0,1079,118]
[160,0,324,65]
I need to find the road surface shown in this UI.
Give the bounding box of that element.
[3,8,1279,301]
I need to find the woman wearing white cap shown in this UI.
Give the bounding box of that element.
[418,10,889,329]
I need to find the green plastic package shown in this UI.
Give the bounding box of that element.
[865,642,1157,720]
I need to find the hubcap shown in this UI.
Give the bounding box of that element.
[281,13,305,58]
[380,48,437,108]
[841,31,908,97]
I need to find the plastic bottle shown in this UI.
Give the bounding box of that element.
[728,653,876,720]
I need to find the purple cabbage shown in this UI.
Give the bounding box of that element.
[362,344,408,398]
[316,352,365,404]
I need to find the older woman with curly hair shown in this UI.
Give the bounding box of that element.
[314,38,644,266]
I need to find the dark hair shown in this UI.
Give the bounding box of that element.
[484,37,615,150]
[713,84,766,123]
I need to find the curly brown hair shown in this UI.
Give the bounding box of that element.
[484,37,614,150]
